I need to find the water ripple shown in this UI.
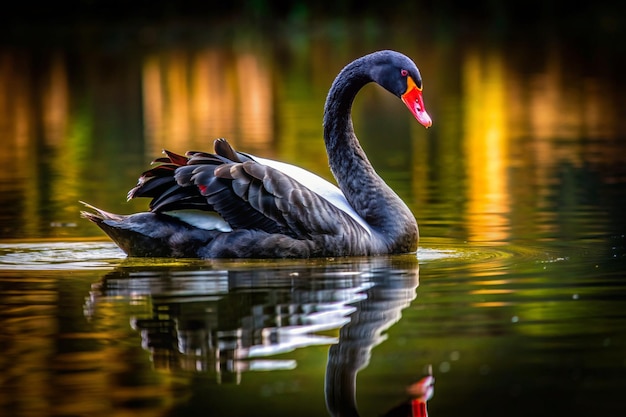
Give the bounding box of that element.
[0,241,125,270]
[0,238,561,271]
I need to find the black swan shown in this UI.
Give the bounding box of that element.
[81,50,432,258]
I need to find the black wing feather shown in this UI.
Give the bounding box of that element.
[128,138,355,239]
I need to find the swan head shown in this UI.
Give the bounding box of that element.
[367,50,433,128]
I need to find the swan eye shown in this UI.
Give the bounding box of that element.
[400,69,408,77]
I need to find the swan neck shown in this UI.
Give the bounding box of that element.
[323,60,370,149]
[321,56,419,252]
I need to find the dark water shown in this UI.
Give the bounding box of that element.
[1,17,626,417]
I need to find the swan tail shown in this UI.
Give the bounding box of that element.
[80,202,316,258]
[80,202,217,257]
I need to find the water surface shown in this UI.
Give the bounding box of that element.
[1,17,625,417]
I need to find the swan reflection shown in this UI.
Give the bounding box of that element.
[86,256,433,415]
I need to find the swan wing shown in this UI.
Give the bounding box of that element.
[128,139,372,238]
[176,157,370,239]
[250,156,372,236]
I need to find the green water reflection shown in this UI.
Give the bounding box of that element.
[0,245,624,416]
[0,14,625,417]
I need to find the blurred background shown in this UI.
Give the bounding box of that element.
[1,0,625,243]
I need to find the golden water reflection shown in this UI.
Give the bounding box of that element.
[463,48,511,244]
[0,32,623,242]
[142,48,274,156]
[0,272,173,417]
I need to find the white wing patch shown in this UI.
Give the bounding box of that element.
[253,156,373,237]
[164,210,233,232]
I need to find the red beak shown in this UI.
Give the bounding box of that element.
[401,76,432,128]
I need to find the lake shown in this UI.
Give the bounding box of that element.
[0,16,625,417]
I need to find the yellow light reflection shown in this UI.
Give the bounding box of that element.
[0,51,38,236]
[45,54,78,220]
[527,47,584,174]
[166,50,191,148]
[463,49,511,244]
[197,49,236,147]
[142,54,165,152]
[469,289,514,295]
[471,279,512,286]
[235,52,273,151]
[471,301,511,308]
[142,48,273,156]
[42,54,68,146]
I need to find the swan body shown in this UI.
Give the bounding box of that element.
[82,50,432,258]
